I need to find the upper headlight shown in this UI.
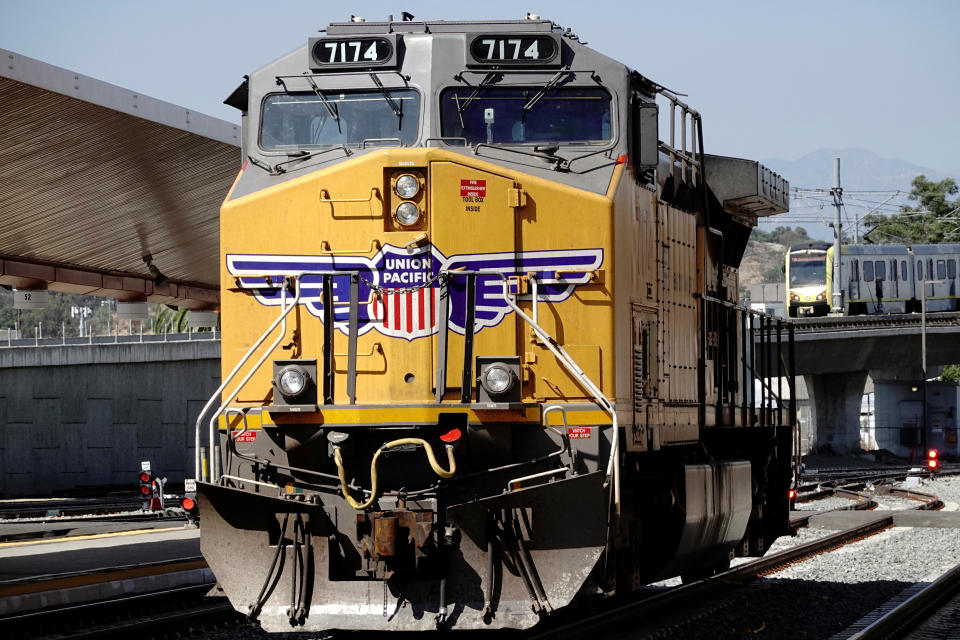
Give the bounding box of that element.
[278,366,308,397]
[480,364,516,396]
[395,174,420,199]
[395,202,421,226]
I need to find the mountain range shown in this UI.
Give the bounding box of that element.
[755,148,954,242]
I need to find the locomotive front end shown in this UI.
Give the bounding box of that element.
[198,19,619,632]
[196,15,796,634]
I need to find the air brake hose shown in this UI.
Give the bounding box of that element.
[333,438,456,510]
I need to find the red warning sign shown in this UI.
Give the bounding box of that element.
[460,179,487,198]
[231,430,257,443]
[567,427,591,439]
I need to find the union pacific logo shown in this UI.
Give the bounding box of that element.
[226,244,603,341]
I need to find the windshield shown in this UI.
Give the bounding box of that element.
[260,89,419,150]
[789,254,826,286]
[439,87,611,145]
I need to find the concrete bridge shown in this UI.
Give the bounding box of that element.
[763,312,960,453]
[0,337,219,497]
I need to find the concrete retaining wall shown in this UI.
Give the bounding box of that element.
[0,341,220,497]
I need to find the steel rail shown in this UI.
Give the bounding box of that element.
[0,582,236,640]
[845,562,960,639]
[527,516,898,640]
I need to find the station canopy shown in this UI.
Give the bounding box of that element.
[0,49,241,309]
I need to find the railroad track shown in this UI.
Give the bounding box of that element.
[530,488,944,640]
[790,311,960,332]
[0,500,145,520]
[840,562,960,639]
[0,583,239,640]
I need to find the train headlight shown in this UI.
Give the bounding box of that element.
[395,174,420,199]
[480,363,516,396]
[395,202,421,227]
[278,366,309,398]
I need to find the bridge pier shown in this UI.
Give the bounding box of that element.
[804,372,868,454]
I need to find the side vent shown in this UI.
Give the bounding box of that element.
[632,310,658,408]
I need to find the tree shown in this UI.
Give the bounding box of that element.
[941,365,960,383]
[154,306,189,333]
[0,289,107,337]
[750,226,815,248]
[863,175,959,244]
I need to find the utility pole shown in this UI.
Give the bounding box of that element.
[907,245,930,454]
[830,158,844,314]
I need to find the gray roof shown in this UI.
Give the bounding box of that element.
[0,49,240,308]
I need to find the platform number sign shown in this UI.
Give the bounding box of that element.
[311,37,393,68]
[13,288,48,310]
[469,34,558,65]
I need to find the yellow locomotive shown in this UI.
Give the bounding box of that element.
[196,15,794,632]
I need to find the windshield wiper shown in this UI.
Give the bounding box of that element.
[275,146,353,171]
[454,72,499,128]
[368,73,402,119]
[522,68,571,118]
[303,76,340,123]
[247,146,355,177]
[247,155,284,176]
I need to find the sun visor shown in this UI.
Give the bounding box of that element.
[704,155,789,218]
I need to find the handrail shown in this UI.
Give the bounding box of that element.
[320,239,381,254]
[318,188,384,218]
[194,281,299,481]
[497,275,621,517]
[318,187,381,204]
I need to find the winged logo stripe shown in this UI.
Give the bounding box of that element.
[226,245,602,341]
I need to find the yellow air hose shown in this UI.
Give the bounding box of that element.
[333,438,457,510]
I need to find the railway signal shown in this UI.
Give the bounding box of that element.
[182,478,199,524]
[927,448,939,471]
[138,470,154,504]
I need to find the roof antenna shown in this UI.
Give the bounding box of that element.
[402,11,415,21]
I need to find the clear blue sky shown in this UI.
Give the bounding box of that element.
[2,0,958,175]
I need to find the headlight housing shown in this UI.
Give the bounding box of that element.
[396,202,421,226]
[480,363,516,396]
[395,174,420,199]
[278,366,308,397]
[476,357,521,403]
[271,359,317,406]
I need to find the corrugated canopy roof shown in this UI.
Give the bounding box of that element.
[0,49,240,309]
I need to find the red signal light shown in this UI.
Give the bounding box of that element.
[928,449,938,460]
[181,497,196,511]
[138,471,154,500]
[788,489,797,500]
[928,458,939,470]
